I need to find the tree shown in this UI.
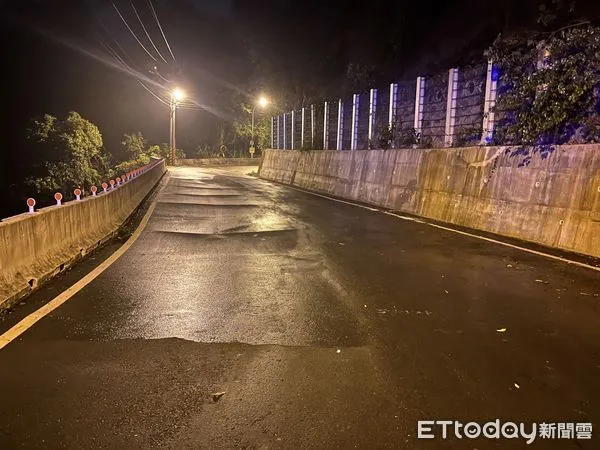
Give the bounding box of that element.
[152,143,185,160]
[232,102,271,156]
[487,1,600,150]
[25,112,108,196]
[121,132,147,159]
[114,135,185,173]
[146,145,161,157]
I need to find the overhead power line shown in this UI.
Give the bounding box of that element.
[130,0,168,64]
[138,81,171,107]
[112,1,158,62]
[148,0,175,61]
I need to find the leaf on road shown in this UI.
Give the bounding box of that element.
[212,392,226,402]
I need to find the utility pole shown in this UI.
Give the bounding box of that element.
[250,107,255,158]
[170,88,184,166]
[250,96,270,158]
[169,96,175,165]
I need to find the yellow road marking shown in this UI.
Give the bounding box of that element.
[0,201,157,350]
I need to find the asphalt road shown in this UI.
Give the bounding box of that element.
[1,166,600,449]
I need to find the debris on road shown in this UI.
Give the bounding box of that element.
[212,392,226,402]
[338,242,345,246]
[514,383,520,389]
[506,264,513,268]
[535,279,549,284]
[496,328,507,333]
[336,349,341,354]
[444,290,449,294]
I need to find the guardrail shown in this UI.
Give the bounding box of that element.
[0,158,166,311]
[2,157,164,222]
[176,157,260,167]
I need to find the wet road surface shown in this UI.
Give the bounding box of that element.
[1,166,600,449]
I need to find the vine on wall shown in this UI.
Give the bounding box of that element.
[487,16,600,155]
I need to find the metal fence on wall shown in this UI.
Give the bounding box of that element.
[271,60,498,150]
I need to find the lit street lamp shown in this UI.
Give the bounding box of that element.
[250,96,270,158]
[170,88,185,165]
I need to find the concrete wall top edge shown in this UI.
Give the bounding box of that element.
[1,159,165,225]
[264,143,599,153]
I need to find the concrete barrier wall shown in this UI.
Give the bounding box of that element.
[177,158,259,167]
[0,160,166,310]
[260,147,600,258]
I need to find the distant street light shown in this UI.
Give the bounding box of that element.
[172,88,185,102]
[170,88,185,165]
[250,96,270,158]
[257,96,269,109]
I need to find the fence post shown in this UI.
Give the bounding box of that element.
[311,104,315,149]
[389,83,398,129]
[324,101,329,150]
[445,68,459,147]
[481,60,498,144]
[414,76,426,137]
[368,88,377,147]
[337,99,344,151]
[351,94,359,150]
[301,107,306,149]
[291,110,295,149]
[277,115,281,149]
[283,113,287,149]
[271,116,274,148]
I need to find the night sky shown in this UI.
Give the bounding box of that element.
[0,0,560,216]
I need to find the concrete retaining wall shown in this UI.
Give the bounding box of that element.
[0,159,166,310]
[260,147,600,258]
[177,158,259,167]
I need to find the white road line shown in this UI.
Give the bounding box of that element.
[0,201,157,350]
[281,184,600,273]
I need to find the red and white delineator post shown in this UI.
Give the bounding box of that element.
[74,188,82,201]
[26,198,36,213]
[91,185,98,196]
[54,192,63,206]
[102,182,108,193]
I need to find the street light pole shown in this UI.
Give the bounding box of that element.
[249,96,269,159]
[170,95,175,166]
[250,107,256,152]
[169,88,184,166]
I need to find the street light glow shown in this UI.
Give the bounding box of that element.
[258,96,269,108]
[172,88,185,101]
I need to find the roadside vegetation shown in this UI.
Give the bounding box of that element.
[24,111,170,204]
